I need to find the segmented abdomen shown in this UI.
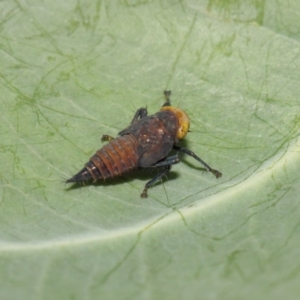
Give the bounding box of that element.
[85,134,140,181]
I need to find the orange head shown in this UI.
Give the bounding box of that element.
[160,106,190,140]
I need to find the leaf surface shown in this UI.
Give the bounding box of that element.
[1,1,300,299]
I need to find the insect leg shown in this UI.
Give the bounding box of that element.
[118,108,148,136]
[140,156,179,198]
[162,90,171,107]
[130,107,148,124]
[147,155,180,168]
[141,166,171,198]
[101,135,115,143]
[173,145,222,178]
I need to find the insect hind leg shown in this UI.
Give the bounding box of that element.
[174,145,222,178]
[101,135,115,143]
[147,155,180,168]
[140,155,179,198]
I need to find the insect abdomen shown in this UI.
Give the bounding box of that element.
[66,135,140,183]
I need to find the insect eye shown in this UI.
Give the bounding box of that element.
[160,106,190,140]
[177,120,189,140]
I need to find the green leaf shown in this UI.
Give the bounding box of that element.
[1,0,300,299]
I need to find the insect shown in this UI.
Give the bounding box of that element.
[66,91,222,197]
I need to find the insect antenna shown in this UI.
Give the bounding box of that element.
[177,75,186,108]
[162,182,170,207]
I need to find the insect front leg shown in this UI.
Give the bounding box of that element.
[140,155,180,198]
[173,145,222,178]
[162,90,171,107]
[141,166,171,198]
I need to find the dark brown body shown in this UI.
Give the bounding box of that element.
[67,110,178,183]
[67,90,222,197]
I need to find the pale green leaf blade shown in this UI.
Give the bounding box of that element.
[1,1,300,299]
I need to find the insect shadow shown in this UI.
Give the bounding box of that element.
[65,166,180,191]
